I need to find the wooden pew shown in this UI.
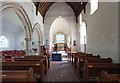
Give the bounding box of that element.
[77,57,112,76]
[70,52,82,65]
[73,53,93,69]
[2,60,45,81]
[100,71,120,82]
[73,52,83,68]
[46,55,50,69]
[83,62,120,82]
[2,68,37,83]
[25,55,50,69]
[15,55,50,74]
[76,55,101,75]
[68,52,78,65]
[43,55,50,72]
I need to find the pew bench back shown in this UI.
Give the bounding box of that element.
[2,61,45,81]
[2,68,37,83]
[100,71,120,82]
[83,63,120,81]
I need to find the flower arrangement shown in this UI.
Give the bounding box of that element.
[32,48,38,53]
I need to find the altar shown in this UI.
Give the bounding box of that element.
[51,52,62,61]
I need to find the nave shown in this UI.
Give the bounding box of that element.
[0,1,120,83]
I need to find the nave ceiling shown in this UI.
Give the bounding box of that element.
[34,2,88,22]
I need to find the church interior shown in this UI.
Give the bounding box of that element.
[0,0,120,82]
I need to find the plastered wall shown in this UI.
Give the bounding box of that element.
[15,31,25,50]
[1,31,25,51]
[80,2,118,63]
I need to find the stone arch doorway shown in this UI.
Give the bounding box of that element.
[0,2,32,56]
[32,23,43,55]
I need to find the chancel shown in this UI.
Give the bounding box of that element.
[0,0,120,83]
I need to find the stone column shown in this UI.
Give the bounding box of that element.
[38,40,41,55]
[41,37,44,58]
[25,38,32,56]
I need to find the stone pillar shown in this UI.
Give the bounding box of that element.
[38,37,44,56]
[25,38,32,56]
[38,40,41,55]
[41,37,44,58]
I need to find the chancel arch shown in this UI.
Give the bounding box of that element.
[50,16,71,52]
[0,2,32,56]
[44,2,77,52]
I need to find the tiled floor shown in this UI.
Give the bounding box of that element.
[45,61,80,81]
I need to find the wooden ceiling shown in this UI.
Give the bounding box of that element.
[34,2,88,23]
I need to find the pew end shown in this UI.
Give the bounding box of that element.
[100,70,120,82]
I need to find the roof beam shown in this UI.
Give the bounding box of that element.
[34,2,88,23]
[36,2,40,15]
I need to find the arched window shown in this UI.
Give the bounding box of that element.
[0,35,8,48]
[90,0,98,15]
[56,33,64,43]
[80,22,87,44]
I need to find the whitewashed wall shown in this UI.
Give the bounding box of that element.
[1,31,25,51]
[15,31,25,50]
[79,2,118,63]
[44,2,77,52]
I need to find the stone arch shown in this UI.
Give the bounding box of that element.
[44,2,77,52]
[0,2,32,38]
[49,16,71,52]
[32,23,43,55]
[50,17,71,37]
[0,2,32,55]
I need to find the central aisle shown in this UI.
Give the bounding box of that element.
[45,61,80,81]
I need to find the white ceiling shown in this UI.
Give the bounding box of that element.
[50,16,71,37]
[2,11,24,34]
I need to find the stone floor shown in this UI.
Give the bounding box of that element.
[45,61,80,81]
